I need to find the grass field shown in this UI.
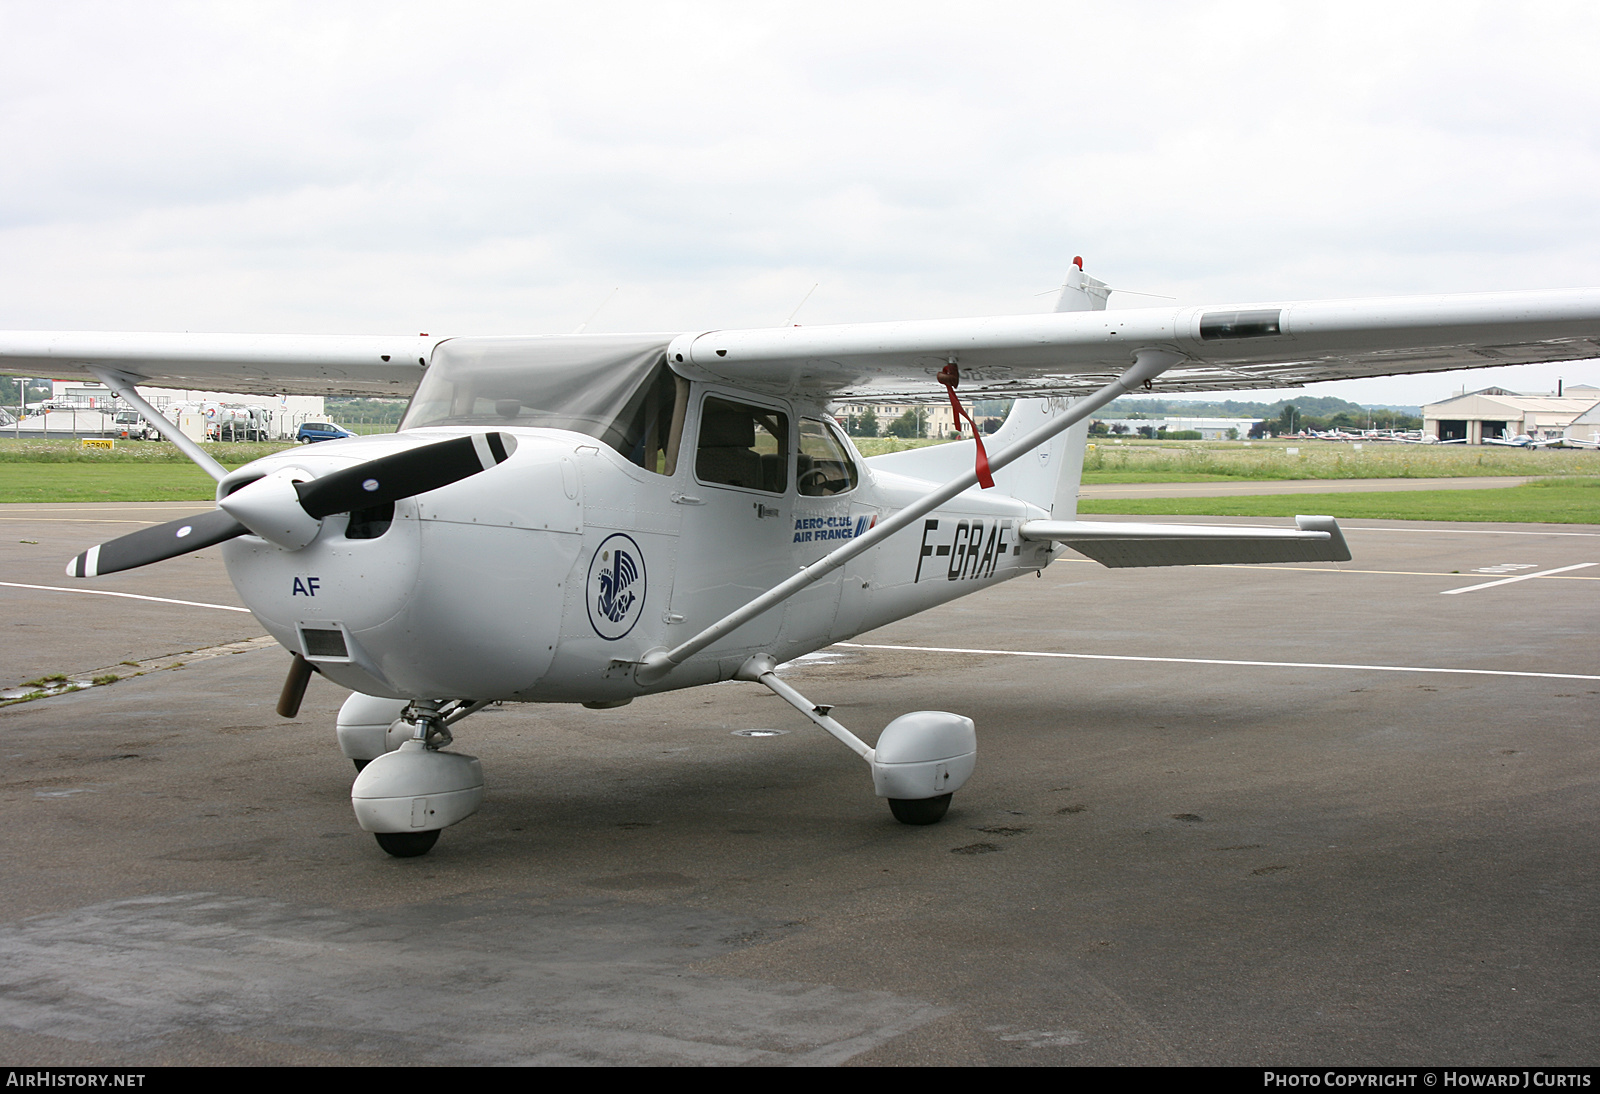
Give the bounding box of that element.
[849,437,950,457]
[1079,439,1599,482]
[1,436,1597,522]
[1077,477,1600,524]
[0,463,224,502]
[0,439,297,502]
[855,435,1600,481]
[0,438,294,464]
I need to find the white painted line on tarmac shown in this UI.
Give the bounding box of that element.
[1344,526,1600,538]
[0,517,167,525]
[0,581,251,613]
[1061,556,1599,581]
[1440,562,1598,595]
[1210,564,1598,580]
[835,642,1600,682]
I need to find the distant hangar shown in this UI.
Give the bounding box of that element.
[1423,384,1600,444]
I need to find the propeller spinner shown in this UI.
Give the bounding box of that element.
[66,432,516,578]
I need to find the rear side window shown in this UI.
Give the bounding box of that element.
[695,397,788,494]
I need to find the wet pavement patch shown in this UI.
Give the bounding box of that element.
[583,871,699,890]
[0,892,943,1065]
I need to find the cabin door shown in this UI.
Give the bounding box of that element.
[669,390,793,653]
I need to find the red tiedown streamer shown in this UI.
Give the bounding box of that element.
[936,362,995,489]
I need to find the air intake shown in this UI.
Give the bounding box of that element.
[300,627,349,661]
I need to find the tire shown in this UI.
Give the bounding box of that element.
[374,829,440,857]
[888,793,952,825]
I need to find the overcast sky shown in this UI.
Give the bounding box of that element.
[3,1,1599,405]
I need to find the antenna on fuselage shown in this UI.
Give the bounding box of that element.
[783,283,819,326]
[571,287,620,335]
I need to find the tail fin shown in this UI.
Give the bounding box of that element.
[862,397,1089,518]
[1053,257,1111,313]
[982,398,1089,518]
[860,258,1103,512]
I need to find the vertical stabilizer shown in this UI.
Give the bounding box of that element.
[1053,257,1111,313]
[979,397,1089,517]
[862,397,1088,517]
[861,257,1106,512]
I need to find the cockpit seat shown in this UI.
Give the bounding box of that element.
[696,403,765,490]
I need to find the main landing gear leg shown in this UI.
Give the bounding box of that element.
[349,698,487,858]
[735,654,977,826]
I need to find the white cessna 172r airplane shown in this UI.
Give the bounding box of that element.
[5,262,1600,856]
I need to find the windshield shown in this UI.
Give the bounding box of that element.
[401,335,681,470]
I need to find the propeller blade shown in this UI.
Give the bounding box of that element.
[66,507,249,577]
[69,432,516,575]
[293,432,515,520]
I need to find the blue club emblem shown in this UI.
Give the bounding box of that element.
[586,533,646,640]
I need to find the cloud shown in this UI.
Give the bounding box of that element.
[1,0,1598,399]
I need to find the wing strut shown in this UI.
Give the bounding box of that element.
[634,347,1185,684]
[89,366,228,482]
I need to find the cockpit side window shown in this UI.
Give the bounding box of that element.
[797,418,859,496]
[695,396,789,494]
[609,363,688,475]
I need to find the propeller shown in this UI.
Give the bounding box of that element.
[66,432,516,578]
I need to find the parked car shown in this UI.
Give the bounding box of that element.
[296,421,356,443]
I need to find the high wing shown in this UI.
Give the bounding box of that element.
[662,288,1600,401]
[0,332,437,396]
[3,286,1599,400]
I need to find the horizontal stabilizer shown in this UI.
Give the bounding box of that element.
[1018,515,1350,568]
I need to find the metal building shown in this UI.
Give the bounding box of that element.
[1421,385,1600,444]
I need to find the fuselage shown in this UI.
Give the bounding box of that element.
[220,380,1056,704]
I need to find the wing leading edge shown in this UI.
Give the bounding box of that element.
[0,331,438,396]
[4,285,1598,400]
[665,287,1600,401]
